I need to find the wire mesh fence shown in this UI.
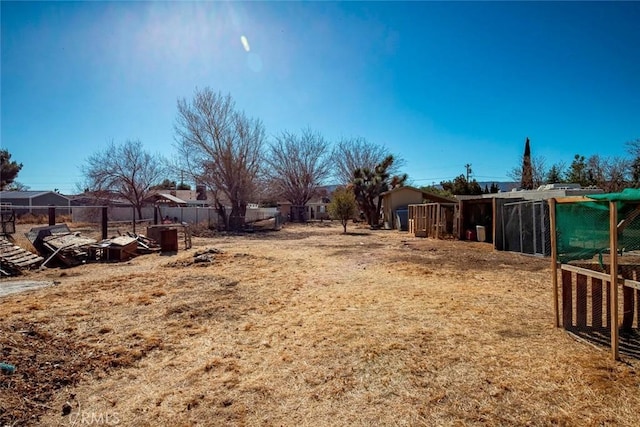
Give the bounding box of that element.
[553,196,640,359]
[499,200,551,256]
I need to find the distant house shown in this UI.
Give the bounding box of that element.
[278,195,331,222]
[153,189,217,207]
[277,186,334,222]
[381,186,456,230]
[0,191,71,215]
[145,192,188,207]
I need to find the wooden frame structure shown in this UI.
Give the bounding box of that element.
[408,203,459,239]
[0,203,16,235]
[550,197,640,360]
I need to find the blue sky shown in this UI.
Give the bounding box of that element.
[2,1,639,194]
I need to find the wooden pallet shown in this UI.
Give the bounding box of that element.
[0,237,44,275]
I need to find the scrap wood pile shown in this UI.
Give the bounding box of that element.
[0,237,44,276]
[26,225,161,268]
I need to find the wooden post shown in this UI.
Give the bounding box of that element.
[101,207,108,240]
[435,204,441,240]
[637,288,640,329]
[459,201,465,240]
[562,269,573,328]
[492,197,497,249]
[592,278,603,328]
[48,206,55,226]
[606,279,611,329]
[549,198,560,327]
[576,273,587,328]
[609,200,619,360]
[622,287,634,331]
[635,267,640,330]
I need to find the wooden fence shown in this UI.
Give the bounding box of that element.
[550,197,640,360]
[559,263,639,332]
[408,203,458,239]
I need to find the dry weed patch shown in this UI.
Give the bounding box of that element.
[1,222,639,426]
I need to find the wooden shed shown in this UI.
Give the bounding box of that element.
[381,186,456,230]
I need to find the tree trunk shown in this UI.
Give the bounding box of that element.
[228,202,246,231]
[342,219,347,233]
[362,199,375,226]
[215,199,228,230]
[371,196,383,227]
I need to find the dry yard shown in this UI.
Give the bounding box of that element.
[1,222,639,426]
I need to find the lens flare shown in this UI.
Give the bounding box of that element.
[240,35,250,52]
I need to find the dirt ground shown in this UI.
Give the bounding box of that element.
[1,222,639,426]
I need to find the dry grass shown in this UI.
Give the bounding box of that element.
[1,222,639,426]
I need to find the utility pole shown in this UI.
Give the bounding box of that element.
[464,163,472,182]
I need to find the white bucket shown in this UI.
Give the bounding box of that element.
[476,225,486,242]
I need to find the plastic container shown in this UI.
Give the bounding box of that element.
[476,225,486,242]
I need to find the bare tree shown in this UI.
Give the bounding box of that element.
[81,140,166,219]
[331,137,405,185]
[265,128,332,221]
[605,156,629,192]
[508,155,546,189]
[625,138,640,187]
[585,154,607,188]
[174,88,265,230]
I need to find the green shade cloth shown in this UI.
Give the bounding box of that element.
[588,188,640,202]
[555,189,640,264]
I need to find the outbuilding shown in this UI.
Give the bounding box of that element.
[0,191,71,215]
[381,186,456,230]
[459,184,604,256]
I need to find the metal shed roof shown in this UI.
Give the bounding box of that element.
[0,191,70,201]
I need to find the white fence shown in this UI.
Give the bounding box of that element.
[71,205,278,226]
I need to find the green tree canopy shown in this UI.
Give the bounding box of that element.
[521,137,534,190]
[152,179,178,190]
[0,149,23,190]
[565,154,589,186]
[352,155,407,227]
[328,187,357,233]
[545,162,566,184]
[440,175,482,195]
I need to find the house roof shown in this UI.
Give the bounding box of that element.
[380,186,457,204]
[148,193,187,205]
[0,191,69,200]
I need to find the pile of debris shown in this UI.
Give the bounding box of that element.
[26,225,161,268]
[0,237,43,276]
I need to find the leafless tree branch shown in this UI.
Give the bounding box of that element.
[265,128,332,210]
[174,88,265,230]
[81,139,166,218]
